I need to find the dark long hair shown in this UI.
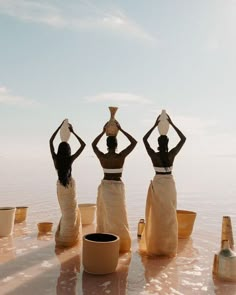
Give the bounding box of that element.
[106,136,117,150]
[158,135,170,168]
[56,142,72,187]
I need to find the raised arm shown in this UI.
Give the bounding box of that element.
[91,126,106,157]
[49,120,65,159]
[69,124,86,163]
[118,123,137,157]
[167,115,186,156]
[143,117,159,157]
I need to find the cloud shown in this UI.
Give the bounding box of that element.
[0,0,157,43]
[84,92,151,104]
[0,86,37,107]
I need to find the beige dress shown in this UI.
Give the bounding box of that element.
[96,179,131,252]
[55,178,81,247]
[140,174,177,256]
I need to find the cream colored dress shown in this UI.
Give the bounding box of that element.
[55,178,81,247]
[96,179,131,252]
[140,174,177,256]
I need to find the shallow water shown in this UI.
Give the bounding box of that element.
[0,179,236,294]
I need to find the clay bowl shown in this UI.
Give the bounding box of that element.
[15,206,28,223]
[37,222,53,233]
[177,210,197,239]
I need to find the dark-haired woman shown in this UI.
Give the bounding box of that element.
[50,120,86,247]
[140,114,186,257]
[92,122,137,252]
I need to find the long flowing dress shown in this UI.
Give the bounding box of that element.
[140,174,178,256]
[55,178,81,247]
[96,179,131,252]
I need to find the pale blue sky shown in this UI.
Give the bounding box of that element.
[1,0,236,199]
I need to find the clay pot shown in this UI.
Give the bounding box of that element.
[83,233,120,275]
[0,207,16,237]
[177,210,197,239]
[15,206,28,223]
[105,106,119,137]
[78,203,96,225]
[37,222,53,233]
[221,216,234,249]
[60,119,71,142]
[157,109,169,135]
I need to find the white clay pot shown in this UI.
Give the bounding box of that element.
[83,233,120,275]
[0,207,16,237]
[78,203,96,225]
[158,109,169,135]
[60,119,71,142]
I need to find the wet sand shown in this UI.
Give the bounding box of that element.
[1,210,236,295]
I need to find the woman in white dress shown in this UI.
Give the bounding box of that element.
[141,114,186,257]
[50,120,86,247]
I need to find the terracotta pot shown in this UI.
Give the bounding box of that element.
[105,106,119,137]
[221,216,234,249]
[78,203,96,225]
[37,222,53,233]
[0,207,16,237]
[83,233,120,275]
[15,206,28,223]
[177,210,197,239]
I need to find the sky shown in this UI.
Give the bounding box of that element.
[1,0,236,199]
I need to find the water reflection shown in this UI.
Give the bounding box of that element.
[82,251,131,295]
[0,235,16,263]
[55,246,81,295]
[37,232,53,241]
[13,221,29,238]
[141,254,178,294]
[213,275,236,295]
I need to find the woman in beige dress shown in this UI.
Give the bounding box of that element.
[92,121,137,252]
[140,114,186,257]
[50,120,86,247]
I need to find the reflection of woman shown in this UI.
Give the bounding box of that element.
[82,252,131,294]
[55,247,80,295]
[92,122,137,252]
[50,120,86,247]
[140,114,186,256]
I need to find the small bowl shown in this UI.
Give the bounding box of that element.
[78,203,96,225]
[15,206,28,223]
[37,222,53,233]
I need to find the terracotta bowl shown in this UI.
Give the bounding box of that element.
[78,203,96,225]
[177,210,197,239]
[15,206,28,223]
[83,233,120,275]
[37,222,53,233]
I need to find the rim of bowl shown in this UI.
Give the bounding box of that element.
[78,203,96,208]
[83,232,119,243]
[37,222,53,226]
[177,209,196,215]
[0,207,16,210]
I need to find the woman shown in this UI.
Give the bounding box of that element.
[140,114,186,257]
[50,120,86,247]
[92,121,137,252]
